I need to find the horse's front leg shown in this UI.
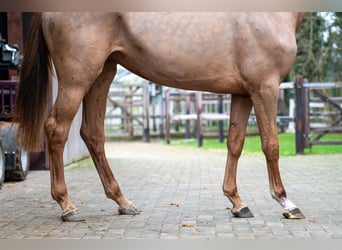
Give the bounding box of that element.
[251,81,305,219]
[81,60,140,216]
[223,94,254,218]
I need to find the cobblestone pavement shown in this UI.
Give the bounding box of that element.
[0,141,342,239]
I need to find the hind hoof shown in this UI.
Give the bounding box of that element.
[118,203,141,215]
[61,210,86,222]
[283,207,305,219]
[232,206,254,218]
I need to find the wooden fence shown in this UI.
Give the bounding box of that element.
[163,87,292,146]
[294,75,342,153]
[105,83,150,141]
[105,76,342,154]
[164,89,231,146]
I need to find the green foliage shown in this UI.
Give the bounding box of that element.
[168,133,342,156]
[325,12,342,81]
[291,12,342,82]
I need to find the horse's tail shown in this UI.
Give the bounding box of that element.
[14,13,51,152]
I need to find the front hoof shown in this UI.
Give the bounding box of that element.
[283,207,305,219]
[118,203,141,215]
[232,206,254,218]
[61,210,86,222]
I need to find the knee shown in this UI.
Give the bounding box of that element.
[227,138,244,158]
[261,138,279,161]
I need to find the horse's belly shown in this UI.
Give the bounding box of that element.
[118,54,244,94]
[115,12,297,94]
[117,13,245,93]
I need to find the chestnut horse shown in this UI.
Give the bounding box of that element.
[15,12,306,222]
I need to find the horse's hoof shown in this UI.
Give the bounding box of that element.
[283,207,305,219]
[118,203,141,215]
[61,210,86,222]
[232,206,254,218]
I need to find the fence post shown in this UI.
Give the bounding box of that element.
[165,89,171,144]
[196,91,203,147]
[218,95,224,143]
[185,94,191,139]
[143,83,150,142]
[303,78,310,149]
[294,75,309,154]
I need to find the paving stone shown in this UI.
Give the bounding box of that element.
[0,141,341,239]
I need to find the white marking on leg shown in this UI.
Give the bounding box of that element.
[270,188,296,210]
[278,198,297,210]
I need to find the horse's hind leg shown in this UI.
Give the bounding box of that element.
[251,80,305,219]
[45,81,90,222]
[223,94,254,218]
[80,58,140,215]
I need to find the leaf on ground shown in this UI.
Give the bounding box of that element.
[4,183,17,188]
[168,203,180,207]
[182,223,196,227]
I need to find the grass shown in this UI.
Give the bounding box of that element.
[167,133,342,156]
